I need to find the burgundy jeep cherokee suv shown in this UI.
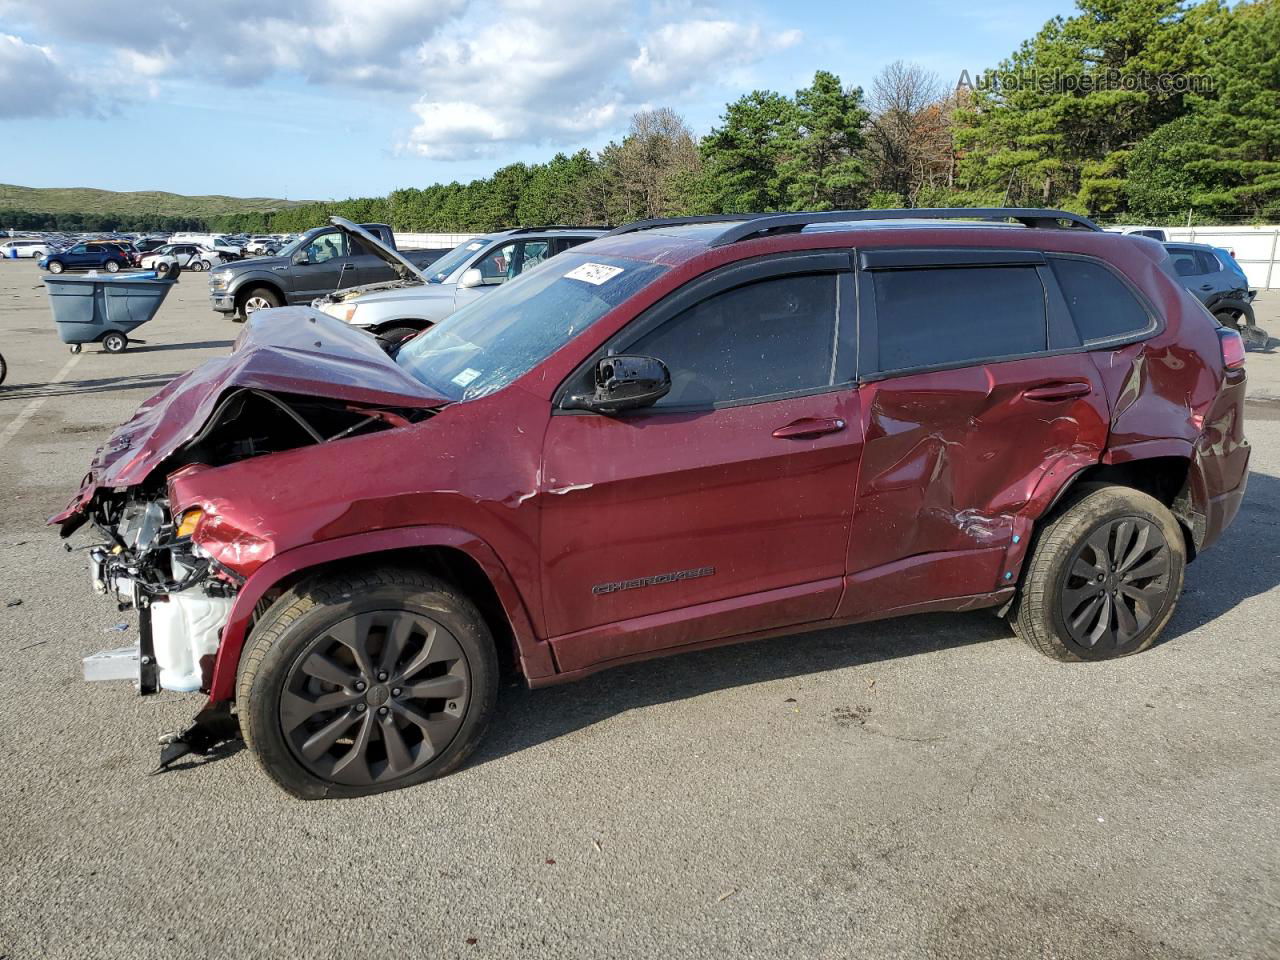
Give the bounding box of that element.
[53,208,1250,798]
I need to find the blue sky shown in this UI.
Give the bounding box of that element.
[0,0,1069,201]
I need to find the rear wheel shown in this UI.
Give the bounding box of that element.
[101,331,128,354]
[237,567,498,799]
[190,259,206,272]
[0,352,6,385]
[241,286,282,316]
[104,260,120,273]
[1011,486,1185,661]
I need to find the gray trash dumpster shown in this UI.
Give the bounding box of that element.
[42,270,179,354]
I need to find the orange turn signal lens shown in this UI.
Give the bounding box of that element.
[176,509,204,538]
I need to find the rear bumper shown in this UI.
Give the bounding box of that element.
[1198,452,1249,554]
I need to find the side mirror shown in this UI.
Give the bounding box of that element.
[458,268,483,289]
[566,355,671,414]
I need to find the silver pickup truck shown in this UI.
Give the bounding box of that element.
[312,224,606,340]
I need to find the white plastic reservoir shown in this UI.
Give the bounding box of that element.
[151,590,234,692]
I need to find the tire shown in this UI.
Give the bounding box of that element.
[1011,485,1186,661]
[29,249,42,259]
[101,331,128,354]
[0,352,6,385]
[48,260,64,274]
[69,343,82,355]
[237,567,499,799]
[190,259,206,272]
[105,260,120,273]
[241,286,282,315]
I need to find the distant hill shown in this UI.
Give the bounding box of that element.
[0,183,309,219]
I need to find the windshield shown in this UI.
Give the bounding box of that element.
[396,252,668,402]
[427,238,487,283]
[275,233,310,259]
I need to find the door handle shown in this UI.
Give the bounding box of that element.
[772,417,846,439]
[1022,381,1092,402]
[341,262,356,270]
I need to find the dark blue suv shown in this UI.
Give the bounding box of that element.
[41,242,131,275]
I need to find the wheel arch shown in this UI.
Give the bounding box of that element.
[205,525,551,706]
[233,277,286,309]
[1039,448,1198,559]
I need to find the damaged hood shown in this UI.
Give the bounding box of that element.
[51,307,447,522]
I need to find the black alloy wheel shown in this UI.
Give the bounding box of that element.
[279,609,471,787]
[1059,516,1172,655]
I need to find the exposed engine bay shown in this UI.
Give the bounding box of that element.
[77,386,429,698]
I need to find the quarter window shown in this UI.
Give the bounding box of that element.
[625,273,839,408]
[871,266,1046,372]
[1049,257,1152,342]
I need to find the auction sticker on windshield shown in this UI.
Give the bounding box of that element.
[564,262,624,285]
[451,368,481,387]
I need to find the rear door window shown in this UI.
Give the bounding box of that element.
[1048,257,1153,342]
[869,265,1046,373]
[1167,246,1205,277]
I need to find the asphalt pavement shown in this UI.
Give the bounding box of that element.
[1,259,1278,959]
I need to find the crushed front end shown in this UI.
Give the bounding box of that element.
[49,307,448,768]
[80,488,240,697]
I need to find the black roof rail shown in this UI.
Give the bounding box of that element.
[706,208,1102,247]
[602,214,759,238]
[504,224,612,234]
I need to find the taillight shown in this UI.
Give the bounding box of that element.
[1218,328,1246,369]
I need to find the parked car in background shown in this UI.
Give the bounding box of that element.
[207,237,244,260]
[140,243,222,273]
[56,207,1249,797]
[40,242,131,274]
[1163,241,1261,342]
[243,236,277,255]
[315,225,606,340]
[1,239,55,259]
[207,221,449,320]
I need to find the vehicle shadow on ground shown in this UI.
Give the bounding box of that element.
[0,372,179,401]
[474,610,1010,770]
[127,339,233,354]
[1162,469,1280,638]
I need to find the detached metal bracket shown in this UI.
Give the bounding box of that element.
[152,704,241,774]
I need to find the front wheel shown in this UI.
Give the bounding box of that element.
[104,260,120,273]
[241,287,282,315]
[1011,486,1186,661]
[237,568,499,799]
[47,260,64,274]
[101,331,128,353]
[0,352,6,385]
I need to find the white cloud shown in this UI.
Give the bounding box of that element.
[630,20,802,97]
[0,0,804,159]
[0,33,94,118]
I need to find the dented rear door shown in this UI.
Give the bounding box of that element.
[839,248,1109,618]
